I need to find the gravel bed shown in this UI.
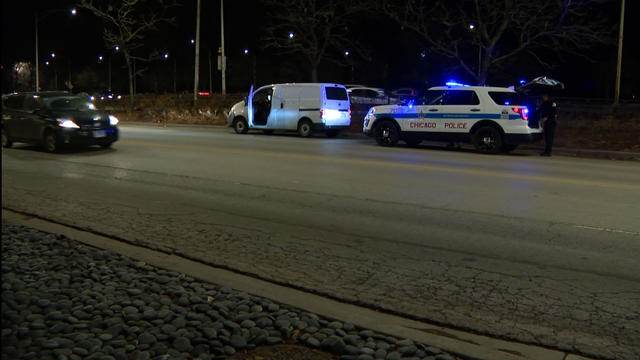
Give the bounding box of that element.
[1,222,457,360]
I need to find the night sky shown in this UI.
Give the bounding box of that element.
[2,0,639,99]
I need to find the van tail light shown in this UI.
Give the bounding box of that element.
[512,107,529,121]
[349,109,352,116]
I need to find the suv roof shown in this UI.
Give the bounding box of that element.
[429,85,515,92]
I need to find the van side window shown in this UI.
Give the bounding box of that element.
[325,87,348,101]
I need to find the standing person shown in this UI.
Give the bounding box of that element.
[538,92,557,156]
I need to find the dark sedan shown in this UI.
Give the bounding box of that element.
[2,92,119,152]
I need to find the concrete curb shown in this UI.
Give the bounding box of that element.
[119,121,639,160]
[2,209,601,360]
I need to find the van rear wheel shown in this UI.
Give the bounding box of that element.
[234,118,248,134]
[297,119,313,137]
[472,126,502,154]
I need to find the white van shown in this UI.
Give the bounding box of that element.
[227,83,351,137]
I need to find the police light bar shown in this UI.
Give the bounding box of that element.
[445,81,470,87]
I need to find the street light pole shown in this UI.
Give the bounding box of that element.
[220,0,226,96]
[194,0,201,103]
[35,13,39,91]
[614,0,625,105]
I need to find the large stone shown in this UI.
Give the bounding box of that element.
[305,337,321,348]
[230,334,247,349]
[321,335,346,354]
[172,337,192,352]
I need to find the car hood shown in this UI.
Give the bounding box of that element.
[49,110,112,126]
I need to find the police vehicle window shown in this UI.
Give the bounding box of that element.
[325,87,348,100]
[441,90,479,105]
[3,95,24,109]
[488,92,528,105]
[421,90,446,105]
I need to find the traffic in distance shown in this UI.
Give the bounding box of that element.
[1,79,551,155]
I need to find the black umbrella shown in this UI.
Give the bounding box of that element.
[516,76,565,96]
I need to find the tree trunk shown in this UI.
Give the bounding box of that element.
[124,52,135,108]
[311,65,318,83]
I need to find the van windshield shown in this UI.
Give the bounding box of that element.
[325,87,348,100]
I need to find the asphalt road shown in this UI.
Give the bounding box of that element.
[2,124,639,359]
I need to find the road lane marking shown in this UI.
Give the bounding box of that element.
[574,225,639,236]
[119,140,640,190]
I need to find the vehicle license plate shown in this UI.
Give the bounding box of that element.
[93,130,106,138]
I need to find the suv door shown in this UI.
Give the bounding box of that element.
[429,89,481,133]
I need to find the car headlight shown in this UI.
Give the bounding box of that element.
[109,115,119,125]
[57,118,79,128]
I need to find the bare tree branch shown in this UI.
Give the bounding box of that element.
[382,0,615,85]
[78,0,177,107]
[260,0,370,82]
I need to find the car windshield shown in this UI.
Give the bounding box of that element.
[43,97,96,111]
[488,92,528,106]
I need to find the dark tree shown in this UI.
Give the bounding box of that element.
[383,0,615,85]
[78,0,176,107]
[261,0,369,82]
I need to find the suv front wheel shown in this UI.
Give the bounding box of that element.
[472,126,502,154]
[374,120,399,146]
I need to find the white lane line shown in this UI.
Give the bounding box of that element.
[574,225,639,236]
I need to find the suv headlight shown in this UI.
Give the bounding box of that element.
[109,115,119,125]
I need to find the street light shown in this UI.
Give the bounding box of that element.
[468,23,481,83]
[114,45,120,51]
[35,7,76,91]
[288,32,294,39]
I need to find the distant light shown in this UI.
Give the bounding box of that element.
[89,95,95,100]
[504,101,510,105]
[190,39,195,44]
[71,8,77,15]
[50,52,56,58]
[420,50,427,58]
[45,61,50,66]
[98,55,103,62]
[344,50,350,56]
[117,95,122,99]
[243,48,249,55]
[519,79,526,85]
[115,45,120,51]
[163,53,169,59]
[469,24,475,30]
[288,32,294,39]
[198,91,211,96]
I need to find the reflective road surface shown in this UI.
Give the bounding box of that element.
[3,124,639,359]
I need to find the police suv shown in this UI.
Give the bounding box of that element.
[363,83,542,153]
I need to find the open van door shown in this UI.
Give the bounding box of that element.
[247,85,254,127]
